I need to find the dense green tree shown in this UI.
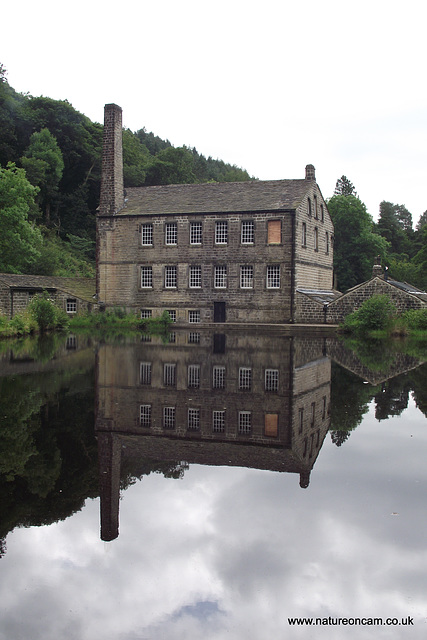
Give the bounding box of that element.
[327,194,389,291]
[334,175,358,197]
[123,128,150,187]
[21,128,64,223]
[145,145,196,185]
[0,162,43,272]
[376,201,413,257]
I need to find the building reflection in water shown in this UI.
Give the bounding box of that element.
[95,330,332,541]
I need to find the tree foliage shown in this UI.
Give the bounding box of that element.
[327,194,389,291]
[334,175,358,197]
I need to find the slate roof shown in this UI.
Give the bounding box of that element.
[120,179,313,216]
[297,289,342,305]
[0,274,96,302]
[387,279,427,303]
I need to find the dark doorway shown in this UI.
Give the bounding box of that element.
[214,301,226,323]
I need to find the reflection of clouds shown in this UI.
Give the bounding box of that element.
[1,400,427,639]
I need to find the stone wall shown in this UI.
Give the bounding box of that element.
[326,277,426,324]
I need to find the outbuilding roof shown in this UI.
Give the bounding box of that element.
[120,179,313,216]
[0,274,96,302]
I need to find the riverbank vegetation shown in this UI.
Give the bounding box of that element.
[340,294,427,338]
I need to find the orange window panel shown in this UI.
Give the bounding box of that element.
[265,413,278,437]
[268,220,281,244]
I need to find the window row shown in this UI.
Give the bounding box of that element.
[139,405,279,437]
[140,264,281,289]
[301,224,332,253]
[141,220,282,247]
[307,196,324,221]
[140,362,279,391]
[298,397,328,434]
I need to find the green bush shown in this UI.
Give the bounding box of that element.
[403,309,427,331]
[27,292,69,332]
[341,295,396,334]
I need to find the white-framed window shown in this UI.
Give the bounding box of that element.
[140,309,152,319]
[188,408,200,430]
[214,265,227,289]
[163,406,176,429]
[140,404,152,428]
[189,265,202,288]
[188,364,200,388]
[265,369,279,392]
[166,310,176,322]
[213,365,225,389]
[66,299,77,313]
[141,223,153,246]
[163,363,176,387]
[302,223,307,247]
[189,310,200,323]
[241,220,254,244]
[266,265,280,289]
[239,411,252,434]
[213,410,225,433]
[239,367,252,390]
[165,265,177,288]
[215,221,228,244]
[168,332,176,343]
[140,362,152,385]
[240,265,253,289]
[141,266,153,288]
[190,221,202,244]
[188,332,200,344]
[165,222,177,245]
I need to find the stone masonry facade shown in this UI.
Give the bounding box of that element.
[97,104,336,325]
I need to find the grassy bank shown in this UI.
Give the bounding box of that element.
[340,295,427,338]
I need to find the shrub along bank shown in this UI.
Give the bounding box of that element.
[340,294,427,337]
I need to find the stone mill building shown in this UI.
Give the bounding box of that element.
[96,103,338,325]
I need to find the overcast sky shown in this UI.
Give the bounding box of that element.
[2,0,427,224]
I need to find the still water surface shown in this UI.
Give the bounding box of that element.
[1,330,426,639]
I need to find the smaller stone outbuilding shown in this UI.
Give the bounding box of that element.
[294,260,427,325]
[0,274,97,319]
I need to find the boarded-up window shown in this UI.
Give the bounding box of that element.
[265,413,278,437]
[268,220,281,244]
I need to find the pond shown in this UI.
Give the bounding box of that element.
[0,330,426,639]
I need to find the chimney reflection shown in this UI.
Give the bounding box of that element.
[95,330,332,541]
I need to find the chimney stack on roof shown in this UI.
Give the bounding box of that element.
[305,164,316,181]
[372,256,384,279]
[99,104,124,216]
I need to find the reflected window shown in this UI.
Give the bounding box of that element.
[188,364,200,389]
[213,410,225,433]
[265,369,279,392]
[298,408,304,434]
[322,396,327,419]
[239,367,252,390]
[311,402,316,427]
[140,362,152,385]
[213,366,225,389]
[141,309,152,319]
[163,406,176,429]
[188,408,200,431]
[168,332,176,343]
[140,405,152,428]
[265,413,278,437]
[188,332,201,344]
[164,363,176,387]
[238,411,252,434]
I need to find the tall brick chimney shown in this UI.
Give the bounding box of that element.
[99,104,124,215]
[305,164,316,181]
